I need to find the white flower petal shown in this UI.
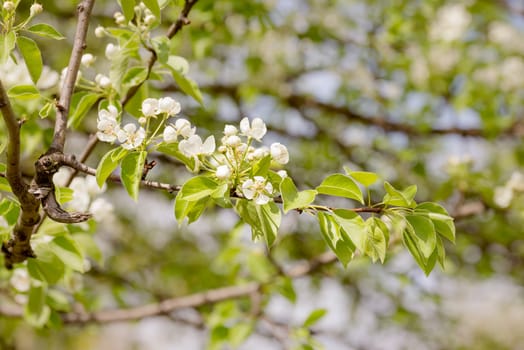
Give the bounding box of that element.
[163,125,177,143]
[141,98,158,116]
[202,136,216,155]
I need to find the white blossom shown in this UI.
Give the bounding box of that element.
[430,4,471,42]
[270,142,289,164]
[10,269,30,292]
[81,53,95,67]
[117,123,146,150]
[224,125,238,136]
[216,165,232,180]
[157,97,181,116]
[96,105,119,143]
[141,98,158,117]
[241,176,273,205]
[105,43,120,60]
[507,171,524,192]
[253,146,269,159]
[163,119,195,143]
[89,198,114,222]
[179,135,215,157]
[30,3,43,16]
[494,186,513,208]
[163,125,177,143]
[69,177,91,212]
[240,117,267,141]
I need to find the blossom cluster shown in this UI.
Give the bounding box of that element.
[494,171,524,208]
[162,112,289,205]
[96,97,180,150]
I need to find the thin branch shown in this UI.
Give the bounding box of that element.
[51,0,96,152]
[49,251,336,323]
[0,80,40,268]
[200,84,524,138]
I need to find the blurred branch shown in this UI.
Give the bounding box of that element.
[0,80,40,269]
[200,84,524,138]
[51,0,95,152]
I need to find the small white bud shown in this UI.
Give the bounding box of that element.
[3,1,15,11]
[138,117,147,125]
[95,74,111,88]
[224,125,238,136]
[30,3,43,16]
[225,135,242,147]
[270,142,289,164]
[218,146,227,153]
[94,26,106,38]
[105,43,119,60]
[277,170,288,178]
[144,14,156,25]
[216,165,232,180]
[81,53,95,67]
[114,12,126,25]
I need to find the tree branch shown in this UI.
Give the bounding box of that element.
[51,0,95,152]
[0,80,40,269]
[0,251,335,324]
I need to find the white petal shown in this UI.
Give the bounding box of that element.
[141,98,158,116]
[250,118,267,140]
[255,194,270,205]
[239,117,250,134]
[163,125,177,143]
[202,135,216,154]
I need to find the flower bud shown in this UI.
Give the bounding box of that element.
[30,3,43,16]
[105,43,119,60]
[158,97,181,115]
[114,12,126,25]
[270,142,289,164]
[81,53,95,67]
[94,26,106,38]
[216,165,232,180]
[138,117,147,125]
[225,135,242,147]
[144,14,156,26]
[95,74,111,88]
[224,124,238,136]
[3,1,15,11]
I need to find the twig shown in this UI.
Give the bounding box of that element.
[0,80,40,269]
[51,0,96,152]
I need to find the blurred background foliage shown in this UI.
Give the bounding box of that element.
[1,0,524,349]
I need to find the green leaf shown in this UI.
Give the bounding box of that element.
[235,200,281,246]
[280,177,317,213]
[55,187,74,204]
[39,101,53,118]
[174,196,210,224]
[252,155,271,177]
[7,85,41,99]
[163,56,203,105]
[152,36,170,63]
[363,217,388,263]
[96,147,128,187]
[122,66,148,86]
[229,322,254,347]
[118,0,136,22]
[178,176,219,202]
[109,47,131,94]
[27,251,65,285]
[405,215,437,259]
[26,24,65,40]
[332,209,365,252]
[24,283,51,328]
[316,174,363,204]
[383,182,417,207]
[17,36,43,84]
[48,236,85,273]
[276,276,296,303]
[303,309,327,328]
[348,171,379,187]
[0,31,16,64]
[68,92,100,128]
[416,202,455,243]
[317,211,354,266]
[120,150,147,201]
[142,0,160,18]
[46,290,71,312]
[156,142,195,170]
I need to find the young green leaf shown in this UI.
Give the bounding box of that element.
[27,248,65,284]
[120,150,148,201]
[174,196,210,224]
[163,56,203,105]
[0,31,16,64]
[48,236,85,273]
[416,202,455,243]
[383,182,417,207]
[142,0,160,18]
[24,284,51,328]
[317,211,354,266]
[17,36,43,84]
[348,171,379,187]
[303,309,327,328]
[280,177,317,213]
[96,147,128,187]
[7,85,41,100]
[68,92,100,128]
[405,215,437,259]
[254,201,281,246]
[118,0,136,21]
[26,24,65,40]
[177,176,219,202]
[316,174,363,204]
